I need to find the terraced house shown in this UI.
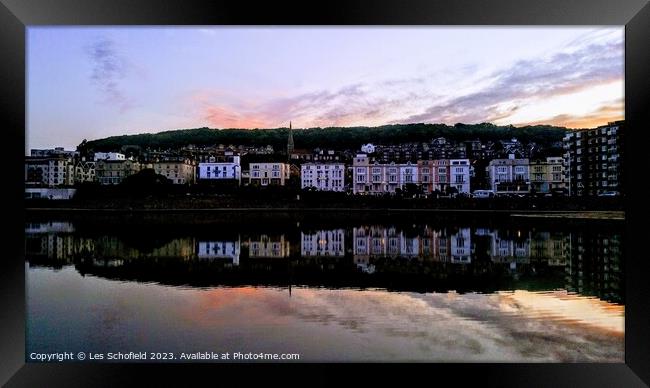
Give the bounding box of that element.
[248,162,290,186]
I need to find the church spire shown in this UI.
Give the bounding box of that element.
[287,121,294,161]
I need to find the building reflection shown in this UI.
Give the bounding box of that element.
[245,234,290,258]
[197,240,240,265]
[301,229,344,257]
[24,221,623,302]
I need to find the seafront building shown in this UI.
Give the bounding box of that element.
[487,156,530,194]
[248,162,290,186]
[301,163,345,191]
[352,154,418,194]
[152,157,196,185]
[24,120,625,198]
[95,159,141,185]
[563,120,624,196]
[25,154,74,187]
[529,157,565,194]
[197,152,241,184]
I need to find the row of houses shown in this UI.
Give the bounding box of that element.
[23,150,565,195]
[25,121,624,196]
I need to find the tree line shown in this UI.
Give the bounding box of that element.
[80,122,568,153]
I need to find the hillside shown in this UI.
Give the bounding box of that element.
[80,123,568,152]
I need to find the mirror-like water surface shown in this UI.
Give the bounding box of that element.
[26,215,624,362]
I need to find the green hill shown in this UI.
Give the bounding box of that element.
[80,123,568,152]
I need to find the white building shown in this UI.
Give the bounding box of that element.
[399,164,418,187]
[197,240,240,265]
[448,159,471,194]
[198,154,241,183]
[301,163,345,191]
[93,152,126,161]
[301,229,345,257]
[487,156,530,194]
[361,143,376,154]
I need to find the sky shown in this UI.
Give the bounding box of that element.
[27,27,624,152]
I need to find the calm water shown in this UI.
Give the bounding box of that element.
[25,214,624,362]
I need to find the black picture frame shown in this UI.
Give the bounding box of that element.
[2,0,649,386]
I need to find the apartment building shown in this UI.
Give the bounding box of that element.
[95,159,141,185]
[301,163,345,191]
[352,154,418,194]
[248,162,290,186]
[529,157,565,194]
[154,158,196,184]
[487,156,530,194]
[563,120,624,196]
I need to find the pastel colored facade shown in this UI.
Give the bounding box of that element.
[301,229,345,257]
[198,155,241,183]
[301,163,345,191]
[418,159,470,194]
[352,154,418,195]
[153,158,196,184]
[529,157,565,194]
[248,162,290,186]
[487,157,530,194]
[95,159,141,185]
[93,152,126,162]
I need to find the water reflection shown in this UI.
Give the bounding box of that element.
[25,221,623,304]
[25,219,624,362]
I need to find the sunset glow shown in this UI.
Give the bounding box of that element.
[27,27,623,151]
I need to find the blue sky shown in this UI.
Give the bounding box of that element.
[27,27,624,152]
